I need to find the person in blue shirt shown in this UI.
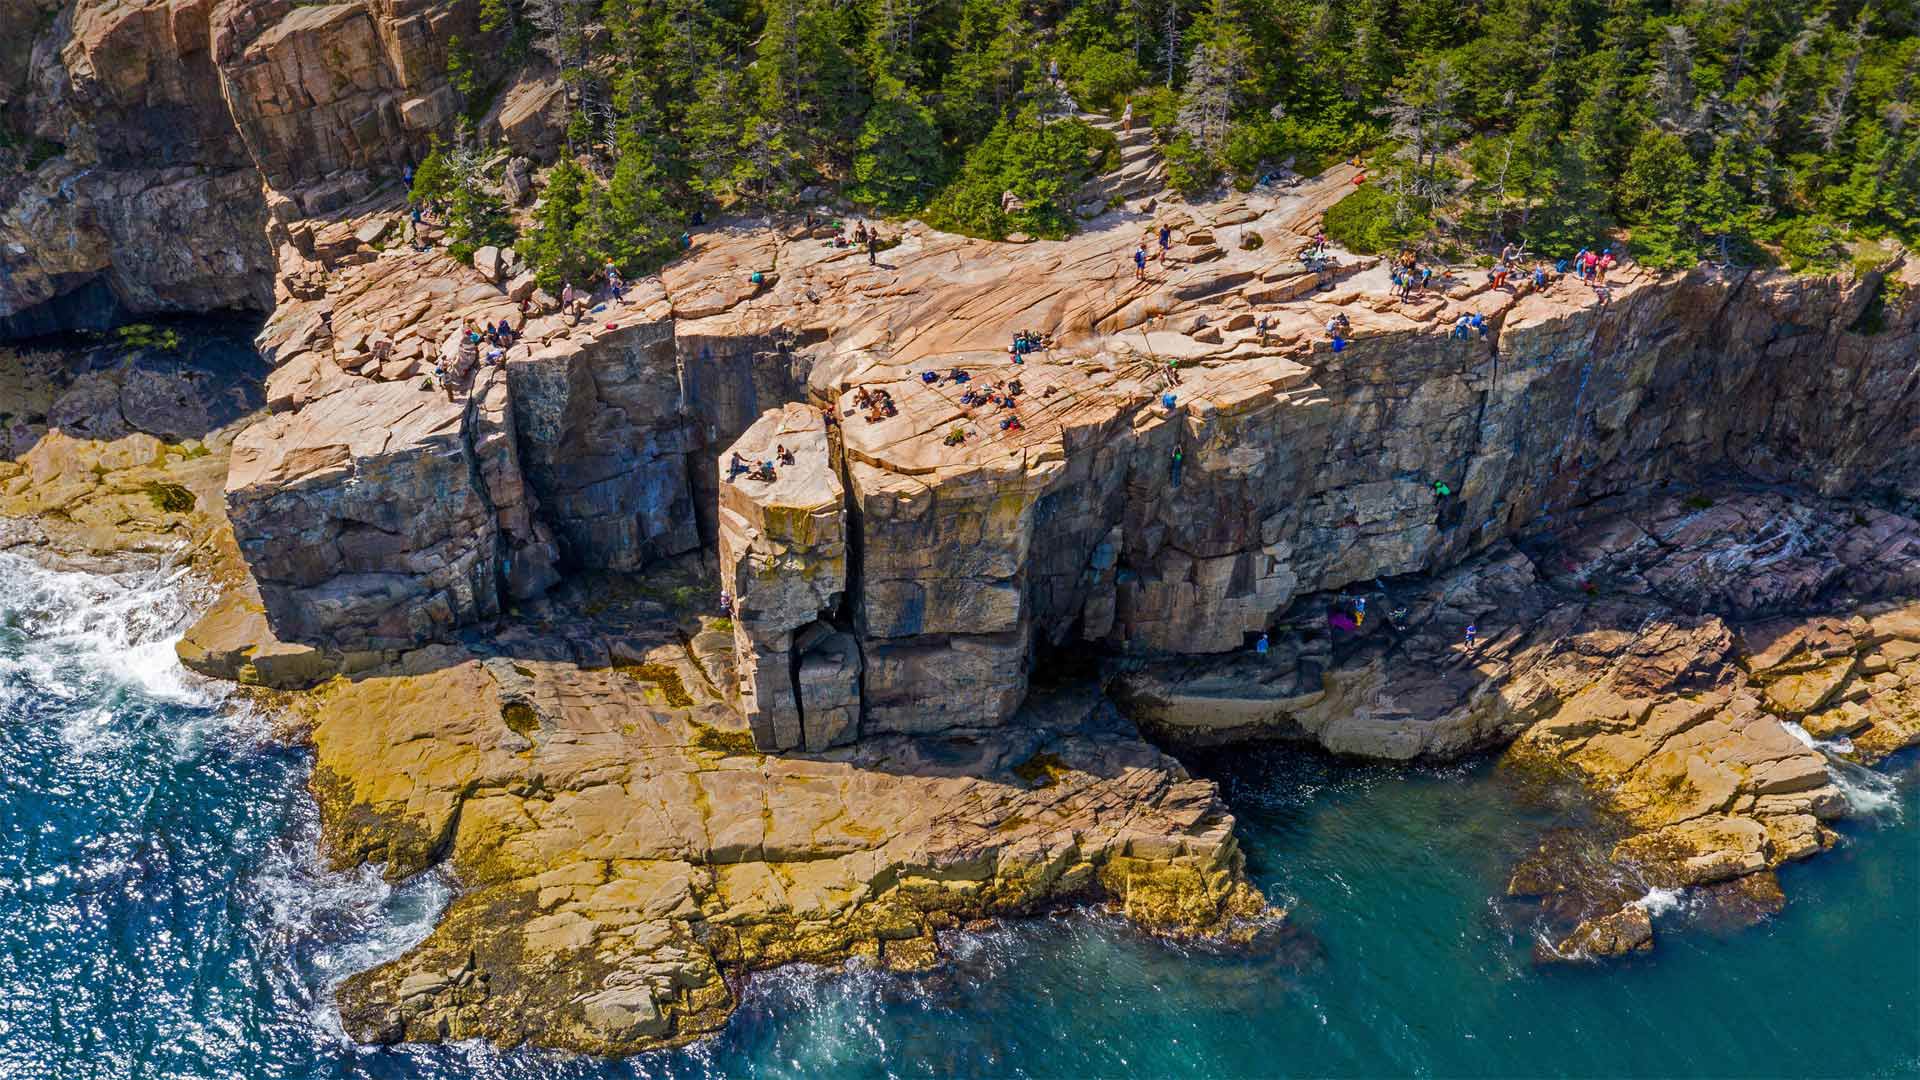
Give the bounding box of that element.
[1133,245,1148,280]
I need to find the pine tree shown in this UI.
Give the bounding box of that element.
[852,75,945,210]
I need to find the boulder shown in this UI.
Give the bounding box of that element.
[474,245,504,284]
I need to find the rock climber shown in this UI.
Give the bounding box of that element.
[1256,631,1269,656]
[1433,479,1451,497]
[1354,596,1366,628]
[1258,315,1272,346]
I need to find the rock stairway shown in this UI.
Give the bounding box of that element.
[1074,111,1169,218]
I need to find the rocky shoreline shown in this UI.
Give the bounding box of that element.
[7,19,1920,1043]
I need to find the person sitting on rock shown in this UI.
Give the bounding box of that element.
[1451,314,1474,341]
[1001,414,1023,432]
[854,387,873,409]
[949,367,970,384]
[777,444,796,466]
[729,452,750,480]
[922,370,939,384]
[1008,378,1024,396]
[751,460,776,482]
[1326,313,1350,338]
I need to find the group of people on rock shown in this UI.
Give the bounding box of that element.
[1388,248,1433,301]
[851,386,898,422]
[727,443,796,484]
[1450,311,1489,340]
[727,452,777,483]
[1010,330,1051,361]
[1324,312,1352,352]
[818,217,886,265]
[1131,223,1180,280]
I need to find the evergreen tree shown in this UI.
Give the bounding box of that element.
[852,75,945,210]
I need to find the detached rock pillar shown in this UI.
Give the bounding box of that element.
[718,404,855,751]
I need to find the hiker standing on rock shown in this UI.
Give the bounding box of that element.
[867,231,881,266]
[1134,244,1148,280]
[1121,99,1134,134]
[1158,223,1172,261]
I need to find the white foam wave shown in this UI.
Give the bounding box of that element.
[1634,886,1690,917]
[1779,720,1904,821]
[0,550,217,713]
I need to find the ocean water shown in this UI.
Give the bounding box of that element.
[2,552,1916,1080]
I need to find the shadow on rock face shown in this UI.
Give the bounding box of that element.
[2,319,268,459]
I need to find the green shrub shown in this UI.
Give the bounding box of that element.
[1162,133,1217,198]
[1768,216,1846,273]
[1322,181,1431,255]
[117,324,181,352]
[1067,46,1145,113]
[925,110,1116,240]
[143,483,195,514]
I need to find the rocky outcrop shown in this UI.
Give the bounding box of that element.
[211,0,474,200]
[716,404,853,751]
[213,176,1920,731]
[2,0,275,331]
[2,0,574,332]
[302,628,1263,1056]
[1111,487,1920,956]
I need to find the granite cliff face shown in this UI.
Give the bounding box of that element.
[207,188,1920,740]
[1,0,564,334]
[7,26,1919,1050]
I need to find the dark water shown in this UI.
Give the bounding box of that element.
[3,553,1916,1079]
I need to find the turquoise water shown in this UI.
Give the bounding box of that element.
[3,553,1916,1079]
